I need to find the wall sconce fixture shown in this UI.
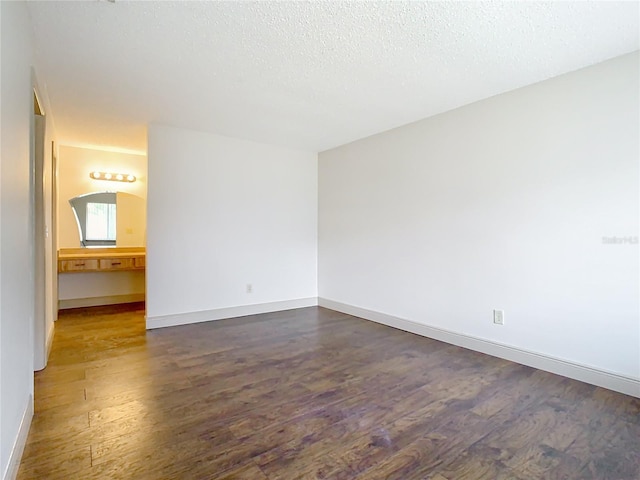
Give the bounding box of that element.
[90,171,136,183]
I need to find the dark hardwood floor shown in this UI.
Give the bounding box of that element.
[17,304,640,479]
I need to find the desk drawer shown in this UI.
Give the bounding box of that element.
[59,259,99,272]
[99,258,135,270]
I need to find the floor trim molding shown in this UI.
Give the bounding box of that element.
[58,293,145,310]
[3,394,33,480]
[318,298,640,398]
[146,297,319,330]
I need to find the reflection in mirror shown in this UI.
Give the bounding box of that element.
[115,192,146,247]
[69,192,116,247]
[68,191,146,248]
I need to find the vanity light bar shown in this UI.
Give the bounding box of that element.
[90,171,136,183]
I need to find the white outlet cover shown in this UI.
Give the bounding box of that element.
[493,310,505,325]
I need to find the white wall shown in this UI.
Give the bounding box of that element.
[319,53,639,382]
[58,271,145,308]
[147,125,317,324]
[1,1,36,477]
[57,145,146,308]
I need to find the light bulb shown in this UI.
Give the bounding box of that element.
[127,175,136,182]
[116,174,124,181]
[105,173,112,180]
[92,171,101,179]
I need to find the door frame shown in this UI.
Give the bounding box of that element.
[31,76,56,371]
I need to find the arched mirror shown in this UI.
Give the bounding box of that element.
[69,191,146,247]
[69,192,116,247]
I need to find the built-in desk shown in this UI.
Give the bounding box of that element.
[58,247,146,273]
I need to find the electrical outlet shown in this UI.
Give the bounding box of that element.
[246,284,253,294]
[493,309,505,325]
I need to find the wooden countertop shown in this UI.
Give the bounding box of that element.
[58,247,145,260]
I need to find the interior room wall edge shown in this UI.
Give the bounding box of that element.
[1,395,32,480]
[319,298,640,398]
[146,297,318,330]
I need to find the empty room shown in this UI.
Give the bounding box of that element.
[1,1,638,479]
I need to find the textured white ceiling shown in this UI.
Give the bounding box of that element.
[27,1,639,153]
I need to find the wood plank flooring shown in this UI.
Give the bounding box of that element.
[18,304,640,479]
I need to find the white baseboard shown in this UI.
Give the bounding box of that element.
[318,298,640,398]
[58,293,145,310]
[146,297,318,330]
[3,394,33,480]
